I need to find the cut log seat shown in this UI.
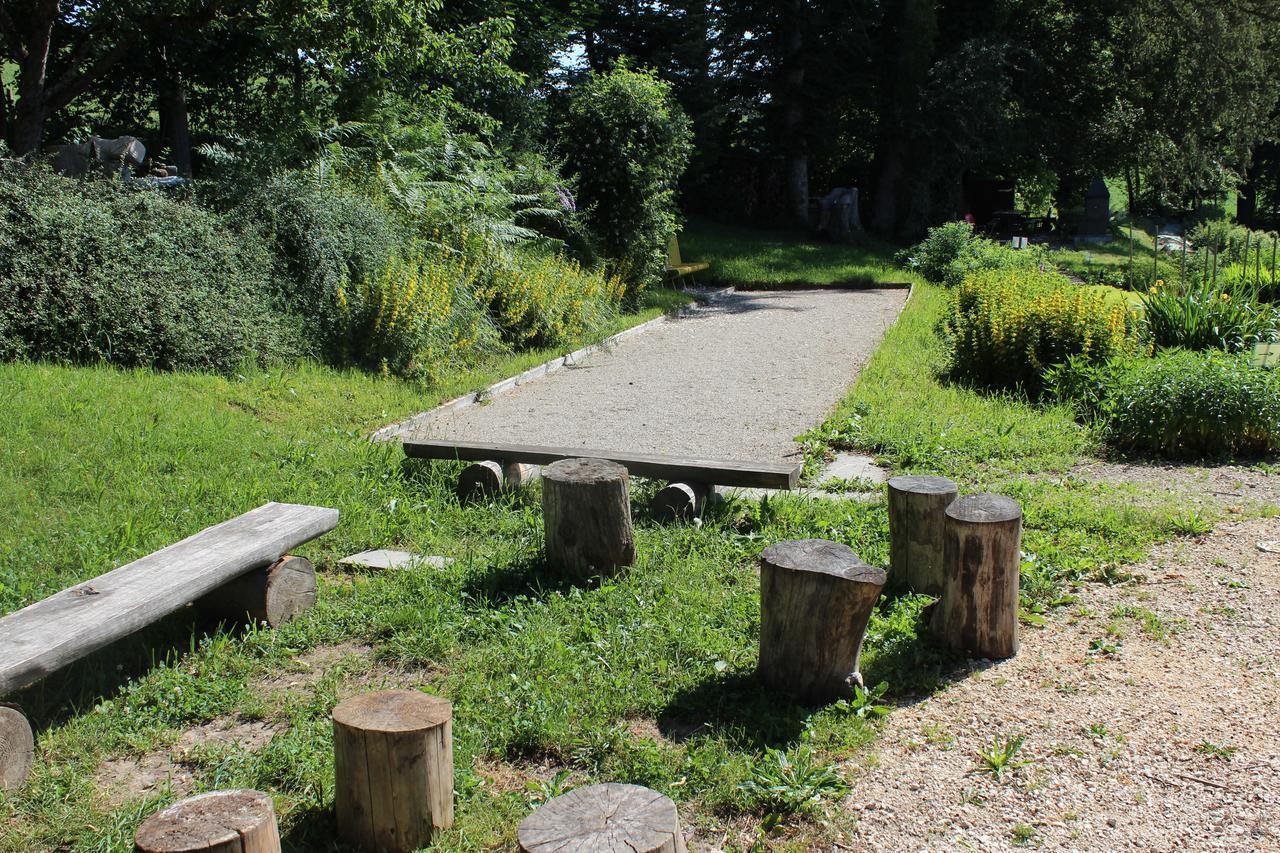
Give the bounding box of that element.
[0,502,339,698]
[402,438,800,490]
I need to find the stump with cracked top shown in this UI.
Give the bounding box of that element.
[932,493,1022,659]
[542,458,636,579]
[457,460,539,503]
[517,782,687,852]
[197,555,317,627]
[757,539,886,703]
[333,689,454,853]
[887,475,958,595]
[133,789,281,853]
[0,703,34,792]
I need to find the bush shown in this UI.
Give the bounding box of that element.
[903,221,1043,287]
[0,163,293,373]
[943,269,1139,394]
[237,173,403,357]
[1142,278,1278,352]
[1049,350,1280,459]
[560,66,693,295]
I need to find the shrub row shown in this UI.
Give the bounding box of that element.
[902,221,1043,288]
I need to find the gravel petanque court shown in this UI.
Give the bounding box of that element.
[402,287,909,462]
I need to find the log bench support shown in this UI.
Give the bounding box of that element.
[542,458,636,580]
[457,460,539,503]
[198,555,318,628]
[518,783,687,852]
[134,788,282,853]
[757,539,886,703]
[931,494,1022,659]
[653,480,711,521]
[0,703,33,792]
[333,690,454,853]
[887,475,958,595]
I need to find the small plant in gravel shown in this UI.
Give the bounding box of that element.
[974,733,1030,780]
[1168,510,1212,536]
[1088,637,1122,657]
[1011,823,1040,846]
[829,681,891,720]
[1194,741,1238,760]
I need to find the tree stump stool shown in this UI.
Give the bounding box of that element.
[333,690,453,853]
[0,703,34,792]
[932,494,1022,659]
[757,539,886,703]
[517,783,686,852]
[887,475,958,595]
[134,789,281,853]
[197,555,317,628]
[457,460,539,503]
[542,458,636,579]
[652,481,711,522]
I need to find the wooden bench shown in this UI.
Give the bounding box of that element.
[666,235,710,283]
[0,501,339,790]
[403,438,799,519]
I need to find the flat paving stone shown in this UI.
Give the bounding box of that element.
[338,550,454,570]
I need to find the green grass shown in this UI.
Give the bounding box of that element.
[0,232,1231,850]
[680,218,910,287]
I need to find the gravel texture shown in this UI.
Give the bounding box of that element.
[403,288,909,462]
[843,515,1280,852]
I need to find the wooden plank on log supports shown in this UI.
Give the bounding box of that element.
[402,438,800,490]
[0,503,339,697]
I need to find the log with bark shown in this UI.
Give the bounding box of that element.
[931,494,1022,659]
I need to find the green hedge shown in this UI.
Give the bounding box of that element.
[0,164,294,373]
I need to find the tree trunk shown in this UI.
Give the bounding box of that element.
[757,539,886,703]
[779,0,809,229]
[888,475,958,595]
[0,703,33,792]
[931,494,1021,659]
[134,789,281,853]
[871,147,904,236]
[9,0,59,155]
[333,690,454,853]
[157,58,192,176]
[542,458,636,579]
[197,555,317,628]
[518,783,686,853]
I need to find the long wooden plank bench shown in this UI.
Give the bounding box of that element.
[0,502,338,790]
[402,438,801,491]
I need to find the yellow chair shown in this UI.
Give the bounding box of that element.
[665,235,710,283]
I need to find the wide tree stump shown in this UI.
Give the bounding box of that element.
[757,539,886,703]
[932,494,1022,659]
[197,555,317,628]
[0,703,33,792]
[457,460,539,503]
[652,481,710,521]
[333,690,453,853]
[542,458,636,579]
[517,783,686,852]
[134,789,281,853]
[887,475,958,595]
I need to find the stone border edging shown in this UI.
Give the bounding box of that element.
[371,287,735,442]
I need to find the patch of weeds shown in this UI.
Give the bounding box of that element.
[818,476,882,494]
[974,733,1030,781]
[828,682,891,721]
[738,748,849,815]
[1111,605,1174,643]
[525,769,575,807]
[1194,741,1238,761]
[1087,637,1122,657]
[1050,743,1084,757]
[1167,510,1212,536]
[1218,576,1251,589]
[1012,822,1040,846]
[1086,723,1111,740]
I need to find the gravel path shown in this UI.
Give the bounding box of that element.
[403,288,909,461]
[844,515,1280,852]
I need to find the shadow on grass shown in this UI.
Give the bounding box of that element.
[657,671,812,751]
[10,611,238,736]
[459,553,589,605]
